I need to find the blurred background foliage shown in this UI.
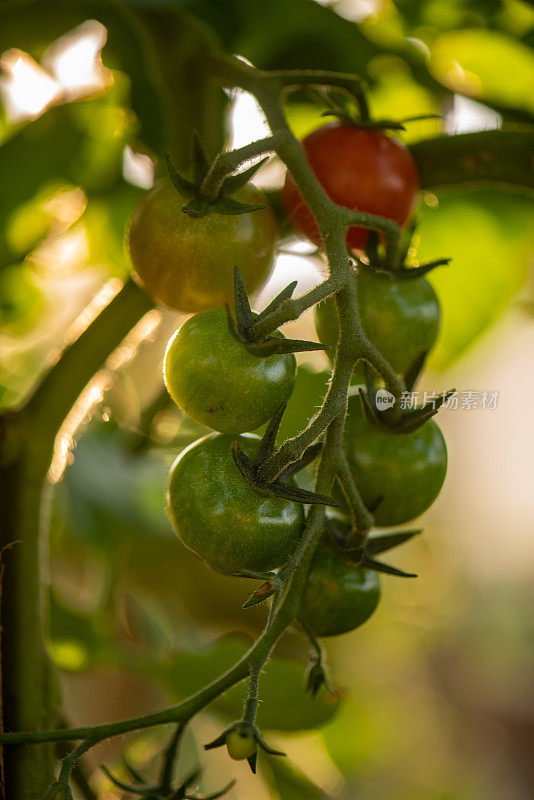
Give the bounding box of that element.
[1,0,534,797]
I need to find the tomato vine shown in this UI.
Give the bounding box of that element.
[0,53,450,797]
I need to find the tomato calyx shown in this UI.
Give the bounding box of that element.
[360,228,451,279]
[314,85,441,133]
[361,367,455,434]
[228,267,327,357]
[101,757,235,800]
[325,517,421,579]
[205,721,285,775]
[231,402,338,506]
[165,133,267,218]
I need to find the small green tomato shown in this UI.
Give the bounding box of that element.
[225,726,257,761]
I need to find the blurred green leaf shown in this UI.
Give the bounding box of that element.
[0,0,226,158]
[429,28,534,115]
[264,757,334,800]
[0,84,136,267]
[165,635,340,731]
[48,589,108,671]
[411,130,534,193]
[420,190,533,369]
[60,423,171,546]
[0,263,43,330]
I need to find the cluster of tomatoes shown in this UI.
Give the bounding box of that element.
[128,121,447,643]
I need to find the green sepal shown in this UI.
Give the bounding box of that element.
[255,281,298,322]
[232,440,339,507]
[305,662,326,697]
[221,157,269,194]
[213,195,266,215]
[122,756,146,784]
[404,350,428,393]
[232,570,283,609]
[278,442,323,481]
[190,129,211,185]
[182,198,213,218]
[255,729,286,758]
[395,257,451,280]
[165,150,196,198]
[253,402,286,464]
[358,387,382,429]
[366,529,422,556]
[326,518,420,578]
[361,554,417,578]
[264,481,340,507]
[101,765,156,795]
[191,780,236,800]
[246,337,327,356]
[394,389,455,433]
[242,580,278,608]
[204,731,228,751]
[233,266,255,332]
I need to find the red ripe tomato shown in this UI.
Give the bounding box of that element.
[282,123,420,252]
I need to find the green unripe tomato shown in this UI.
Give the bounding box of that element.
[314,268,440,376]
[167,433,303,575]
[301,538,381,637]
[164,307,296,434]
[344,395,447,526]
[128,178,278,312]
[225,726,257,761]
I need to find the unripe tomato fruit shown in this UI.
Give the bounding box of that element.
[314,268,440,376]
[282,123,420,252]
[128,179,278,312]
[167,434,303,575]
[344,395,447,526]
[164,307,296,434]
[301,538,381,637]
[226,727,257,761]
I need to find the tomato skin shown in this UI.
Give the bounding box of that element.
[301,538,381,637]
[282,124,420,251]
[344,395,447,527]
[164,307,296,434]
[128,179,278,312]
[167,434,303,575]
[315,268,440,376]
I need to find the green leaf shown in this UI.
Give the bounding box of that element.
[0,0,226,161]
[0,84,136,267]
[411,130,534,194]
[429,29,534,116]
[264,757,334,800]
[164,635,340,731]
[419,190,533,370]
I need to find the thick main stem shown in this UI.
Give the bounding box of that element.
[0,280,152,799]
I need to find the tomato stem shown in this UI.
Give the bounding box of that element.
[0,56,406,788]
